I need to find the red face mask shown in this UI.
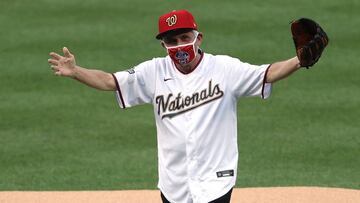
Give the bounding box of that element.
[164,32,199,65]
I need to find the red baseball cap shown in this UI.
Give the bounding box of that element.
[156,10,198,39]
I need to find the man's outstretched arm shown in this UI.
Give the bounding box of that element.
[48,47,116,91]
[266,56,301,83]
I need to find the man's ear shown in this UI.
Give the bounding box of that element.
[196,32,203,46]
[160,41,166,48]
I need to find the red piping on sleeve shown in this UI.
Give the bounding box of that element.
[111,73,126,108]
[261,64,272,99]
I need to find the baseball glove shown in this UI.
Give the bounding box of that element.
[291,18,329,68]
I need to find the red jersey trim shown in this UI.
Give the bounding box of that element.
[261,64,272,99]
[111,73,126,109]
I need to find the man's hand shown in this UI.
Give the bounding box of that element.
[48,47,77,77]
[47,47,116,90]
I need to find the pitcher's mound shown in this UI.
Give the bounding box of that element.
[0,187,359,203]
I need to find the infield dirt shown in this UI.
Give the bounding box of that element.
[1,187,359,203]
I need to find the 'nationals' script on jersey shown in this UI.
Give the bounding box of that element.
[156,80,224,119]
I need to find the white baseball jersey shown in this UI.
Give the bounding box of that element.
[112,52,272,203]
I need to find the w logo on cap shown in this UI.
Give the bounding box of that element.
[156,10,198,39]
[166,15,177,26]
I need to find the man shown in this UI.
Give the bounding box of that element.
[48,10,324,203]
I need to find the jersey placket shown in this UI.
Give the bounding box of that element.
[182,76,203,201]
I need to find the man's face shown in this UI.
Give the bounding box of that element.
[162,31,200,47]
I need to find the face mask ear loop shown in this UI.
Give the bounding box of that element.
[192,31,200,58]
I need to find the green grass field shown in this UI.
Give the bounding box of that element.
[0,0,359,190]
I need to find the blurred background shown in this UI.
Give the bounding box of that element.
[0,0,359,190]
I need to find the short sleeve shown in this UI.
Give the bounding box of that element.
[112,59,156,109]
[226,57,272,99]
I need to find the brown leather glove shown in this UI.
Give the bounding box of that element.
[291,18,329,68]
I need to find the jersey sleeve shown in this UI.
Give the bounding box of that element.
[112,59,156,109]
[226,57,272,99]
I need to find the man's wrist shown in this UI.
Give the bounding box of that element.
[71,65,80,79]
[293,56,301,69]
